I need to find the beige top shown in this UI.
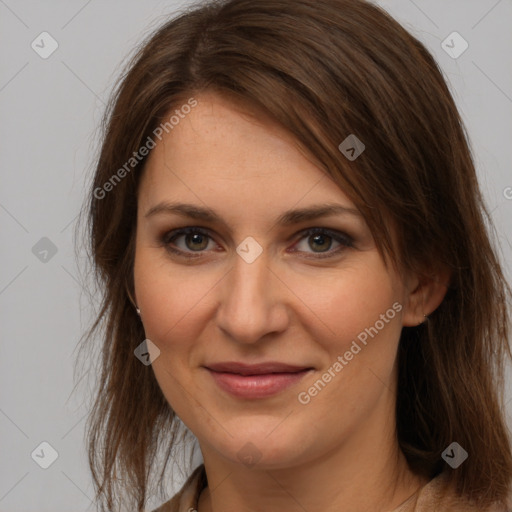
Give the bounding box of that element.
[151,464,511,512]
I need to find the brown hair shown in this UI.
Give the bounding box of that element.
[76,0,512,510]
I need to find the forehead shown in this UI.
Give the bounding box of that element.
[138,92,356,214]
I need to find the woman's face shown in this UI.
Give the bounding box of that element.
[134,91,419,470]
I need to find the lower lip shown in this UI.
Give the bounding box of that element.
[206,368,313,399]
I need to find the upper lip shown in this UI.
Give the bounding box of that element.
[205,362,313,376]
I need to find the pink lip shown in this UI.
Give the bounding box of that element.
[205,365,313,399]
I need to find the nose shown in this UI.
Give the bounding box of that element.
[215,249,290,344]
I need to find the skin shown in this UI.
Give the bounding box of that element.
[133,91,449,512]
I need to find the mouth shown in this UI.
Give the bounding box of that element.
[204,362,314,399]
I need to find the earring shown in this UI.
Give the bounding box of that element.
[124,284,140,316]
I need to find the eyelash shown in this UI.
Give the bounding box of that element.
[160,227,354,260]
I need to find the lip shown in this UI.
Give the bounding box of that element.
[204,362,314,399]
[205,361,312,375]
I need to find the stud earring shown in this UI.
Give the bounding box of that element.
[125,284,141,316]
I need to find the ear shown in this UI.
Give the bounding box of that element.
[401,265,451,327]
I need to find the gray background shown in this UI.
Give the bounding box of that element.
[1,1,511,511]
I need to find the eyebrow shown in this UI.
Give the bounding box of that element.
[144,201,362,226]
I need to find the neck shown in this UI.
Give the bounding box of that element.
[197,410,428,512]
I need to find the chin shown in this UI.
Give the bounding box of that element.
[204,427,309,470]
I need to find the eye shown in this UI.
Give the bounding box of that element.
[161,227,216,258]
[290,227,353,259]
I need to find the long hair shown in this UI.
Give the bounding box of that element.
[76,0,512,510]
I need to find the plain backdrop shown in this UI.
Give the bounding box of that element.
[1,1,511,511]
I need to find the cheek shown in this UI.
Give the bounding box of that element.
[292,259,402,351]
[133,251,216,418]
[133,250,217,355]
[291,260,404,418]
[292,266,403,434]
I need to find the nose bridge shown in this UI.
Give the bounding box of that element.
[234,249,269,301]
[217,248,287,343]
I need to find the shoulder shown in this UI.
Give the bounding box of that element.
[395,471,512,512]
[151,464,207,512]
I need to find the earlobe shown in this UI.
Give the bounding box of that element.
[402,268,451,327]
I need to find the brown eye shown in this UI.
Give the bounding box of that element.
[308,233,333,252]
[291,228,353,259]
[162,227,215,256]
[182,232,209,251]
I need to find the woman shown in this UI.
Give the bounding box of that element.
[78,0,512,511]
